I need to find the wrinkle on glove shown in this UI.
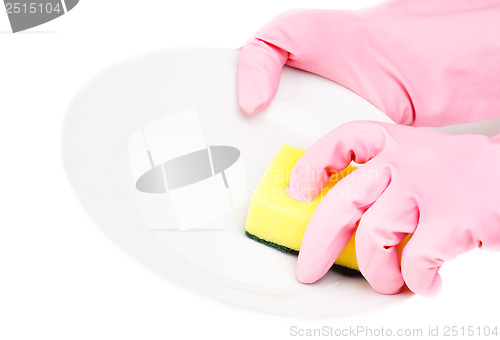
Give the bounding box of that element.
[238,1,500,127]
[286,121,500,295]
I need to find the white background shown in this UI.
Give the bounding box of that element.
[1,1,500,339]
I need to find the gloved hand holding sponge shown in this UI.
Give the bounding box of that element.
[239,0,500,296]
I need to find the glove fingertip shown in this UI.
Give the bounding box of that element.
[296,241,335,284]
[372,284,404,295]
[421,272,443,297]
[237,67,277,115]
[405,270,443,297]
[237,90,270,115]
[285,184,316,202]
[237,39,287,115]
[296,262,323,284]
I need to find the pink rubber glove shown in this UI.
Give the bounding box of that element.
[238,1,500,126]
[286,121,500,295]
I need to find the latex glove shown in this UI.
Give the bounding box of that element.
[286,121,500,295]
[238,1,500,127]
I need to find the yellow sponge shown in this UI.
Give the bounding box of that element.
[245,144,359,272]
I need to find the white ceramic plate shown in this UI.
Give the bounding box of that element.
[61,47,419,318]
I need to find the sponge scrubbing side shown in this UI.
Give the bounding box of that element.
[245,144,359,272]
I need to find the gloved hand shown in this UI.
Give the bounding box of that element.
[286,121,500,295]
[238,1,500,127]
